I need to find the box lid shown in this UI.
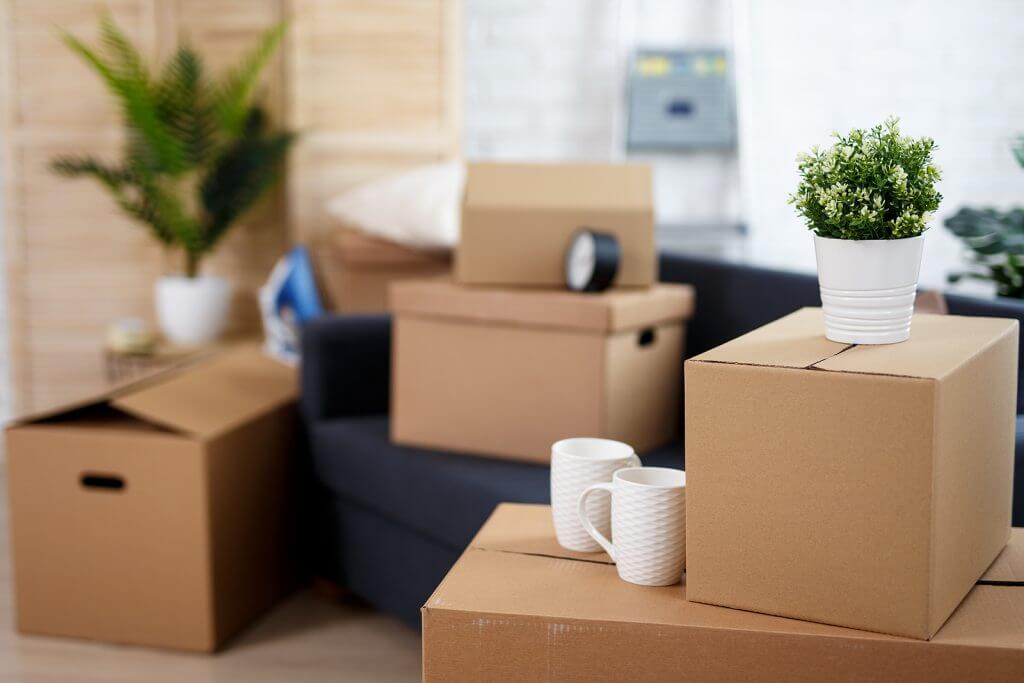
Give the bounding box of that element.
[428,504,1024,646]
[390,280,694,333]
[463,162,652,213]
[689,307,1019,380]
[10,346,297,440]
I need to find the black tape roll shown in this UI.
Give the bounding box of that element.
[565,228,620,292]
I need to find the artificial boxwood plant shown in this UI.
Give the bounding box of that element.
[789,117,942,240]
[51,15,295,278]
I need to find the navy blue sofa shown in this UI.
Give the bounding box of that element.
[301,251,1024,628]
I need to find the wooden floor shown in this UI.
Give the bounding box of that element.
[0,466,422,682]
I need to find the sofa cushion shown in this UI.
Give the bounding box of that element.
[311,415,683,552]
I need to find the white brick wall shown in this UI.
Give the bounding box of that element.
[464,0,741,227]
[733,0,1024,288]
[466,0,1024,290]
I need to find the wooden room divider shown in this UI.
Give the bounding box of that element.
[0,0,462,413]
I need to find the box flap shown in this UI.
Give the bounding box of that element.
[813,313,1019,380]
[463,162,652,212]
[689,308,1019,380]
[5,348,219,428]
[688,308,849,369]
[390,280,694,333]
[430,504,1024,646]
[110,346,297,439]
[469,502,613,565]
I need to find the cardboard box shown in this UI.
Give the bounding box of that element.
[390,280,694,463]
[423,504,1024,682]
[685,308,1019,640]
[456,162,655,288]
[6,346,299,652]
[317,227,451,313]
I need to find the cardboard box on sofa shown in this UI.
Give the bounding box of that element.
[6,346,299,652]
[685,308,1019,640]
[390,280,694,463]
[316,227,451,313]
[456,162,655,288]
[422,503,1024,682]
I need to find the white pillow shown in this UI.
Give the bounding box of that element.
[325,160,465,249]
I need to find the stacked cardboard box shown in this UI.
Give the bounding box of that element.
[422,307,1022,676]
[685,308,1018,639]
[423,504,1024,680]
[390,162,694,463]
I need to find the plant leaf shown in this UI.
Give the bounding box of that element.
[211,21,288,135]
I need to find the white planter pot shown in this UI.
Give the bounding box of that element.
[155,275,231,346]
[814,234,924,344]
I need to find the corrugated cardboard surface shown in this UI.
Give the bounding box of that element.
[314,228,451,313]
[390,280,694,333]
[456,162,655,287]
[390,282,694,462]
[6,346,299,652]
[685,308,1019,640]
[422,504,1024,682]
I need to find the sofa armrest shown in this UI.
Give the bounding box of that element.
[301,314,392,423]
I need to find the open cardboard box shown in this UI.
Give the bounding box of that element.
[6,346,299,652]
[423,504,1024,681]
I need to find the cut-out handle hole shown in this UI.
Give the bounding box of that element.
[80,473,125,491]
[638,328,656,347]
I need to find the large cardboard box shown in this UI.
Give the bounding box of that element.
[685,308,1019,640]
[390,280,694,462]
[6,347,299,652]
[317,227,451,313]
[456,162,655,288]
[423,503,1024,682]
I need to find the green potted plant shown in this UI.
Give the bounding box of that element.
[789,117,942,344]
[944,139,1024,298]
[51,16,295,345]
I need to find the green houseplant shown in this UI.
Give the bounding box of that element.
[51,15,295,345]
[944,139,1024,298]
[789,117,942,344]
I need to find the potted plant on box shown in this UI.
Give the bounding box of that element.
[789,117,942,344]
[51,15,295,345]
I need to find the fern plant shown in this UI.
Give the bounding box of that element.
[51,15,295,278]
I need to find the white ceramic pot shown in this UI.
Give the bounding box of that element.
[155,275,231,346]
[814,235,924,344]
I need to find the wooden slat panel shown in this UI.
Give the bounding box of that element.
[286,0,462,240]
[10,0,154,128]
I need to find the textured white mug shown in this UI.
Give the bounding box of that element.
[578,467,686,586]
[551,438,640,552]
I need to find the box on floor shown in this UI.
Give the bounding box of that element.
[390,280,694,463]
[422,504,1024,682]
[457,162,655,288]
[6,346,300,652]
[316,227,450,313]
[685,308,1019,639]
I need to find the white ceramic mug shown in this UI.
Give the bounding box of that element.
[551,438,641,552]
[577,467,686,586]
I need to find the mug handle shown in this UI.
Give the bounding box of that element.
[577,482,616,561]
